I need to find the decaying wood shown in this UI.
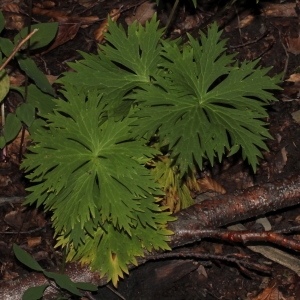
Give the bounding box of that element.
[1,175,300,299]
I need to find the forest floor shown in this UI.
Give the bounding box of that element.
[1,0,300,299]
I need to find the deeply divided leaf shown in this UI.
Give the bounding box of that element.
[22,18,281,285]
[22,84,173,283]
[132,23,281,174]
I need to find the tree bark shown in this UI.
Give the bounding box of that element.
[1,175,300,299]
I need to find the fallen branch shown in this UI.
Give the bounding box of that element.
[169,174,300,247]
[1,174,300,299]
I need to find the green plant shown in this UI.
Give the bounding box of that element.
[13,244,97,300]
[21,17,281,285]
[0,11,57,150]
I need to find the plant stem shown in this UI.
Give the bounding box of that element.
[165,0,180,36]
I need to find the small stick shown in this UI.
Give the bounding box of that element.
[0,28,38,72]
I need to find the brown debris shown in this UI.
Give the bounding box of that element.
[32,6,99,24]
[252,279,282,300]
[2,11,26,31]
[197,176,226,194]
[125,1,156,26]
[261,3,297,18]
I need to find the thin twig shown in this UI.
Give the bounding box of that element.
[229,31,270,49]
[0,28,38,72]
[106,284,126,300]
[164,0,180,37]
[146,251,271,274]
[0,227,45,235]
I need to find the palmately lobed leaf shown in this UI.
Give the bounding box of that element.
[59,16,164,117]
[22,83,174,284]
[132,22,281,175]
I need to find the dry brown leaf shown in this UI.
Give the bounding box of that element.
[0,175,11,187]
[33,210,47,228]
[45,74,59,85]
[251,280,281,300]
[238,14,255,28]
[286,73,300,83]
[32,7,99,24]
[9,71,26,87]
[213,243,223,254]
[125,1,156,25]
[4,207,47,230]
[32,251,49,262]
[262,3,297,18]
[27,236,42,248]
[197,177,226,194]
[1,268,19,281]
[0,0,21,8]
[2,12,25,31]
[34,1,56,9]
[1,3,20,13]
[291,110,300,124]
[77,0,98,8]
[94,9,121,43]
[287,37,300,55]
[196,265,208,278]
[178,14,201,31]
[4,208,26,229]
[32,6,69,22]
[42,23,80,54]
